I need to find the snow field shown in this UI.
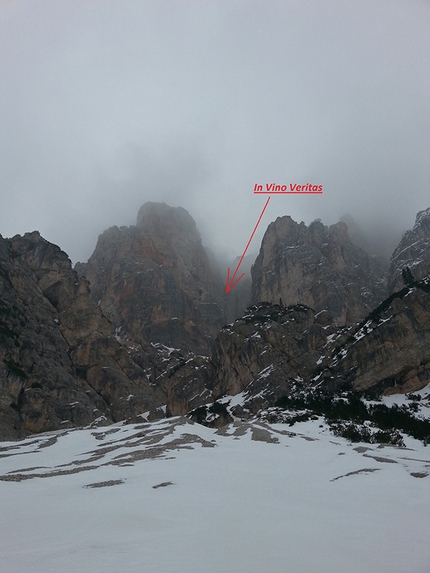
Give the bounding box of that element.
[0,417,429,573]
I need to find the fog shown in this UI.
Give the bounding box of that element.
[1,0,429,264]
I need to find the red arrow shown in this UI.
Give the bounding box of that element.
[225,196,271,293]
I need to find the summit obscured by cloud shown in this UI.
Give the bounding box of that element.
[0,0,429,263]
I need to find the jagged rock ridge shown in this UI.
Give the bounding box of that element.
[201,278,430,421]
[251,216,387,324]
[1,203,430,440]
[388,207,430,293]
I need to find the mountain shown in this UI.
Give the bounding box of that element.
[76,202,225,355]
[0,229,216,439]
[1,203,430,441]
[0,231,169,439]
[2,204,430,573]
[207,280,430,421]
[251,216,387,324]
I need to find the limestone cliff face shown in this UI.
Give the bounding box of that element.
[388,208,430,293]
[0,231,188,439]
[251,217,387,324]
[77,203,225,355]
[2,205,430,440]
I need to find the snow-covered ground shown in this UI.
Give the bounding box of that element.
[0,395,429,573]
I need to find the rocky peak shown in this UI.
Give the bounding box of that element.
[251,215,387,324]
[137,201,198,235]
[388,207,430,293]
[76,202,225,354]
[135,202,203,269]
[3,205,430,442]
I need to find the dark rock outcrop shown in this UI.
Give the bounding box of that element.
[251,216,387,324]
[388,208,430,293]
[207,279,430,416]
[209,303,337,415]
[314,279,430,395]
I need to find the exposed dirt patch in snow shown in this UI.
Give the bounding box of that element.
[152,481,174,489]
[84,479,124,488]
[331,468,380,481]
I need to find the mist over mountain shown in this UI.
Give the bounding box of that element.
[339,213,403,259]
[1,200,430,441]
[0,0,429,266]
[75,202,225,355]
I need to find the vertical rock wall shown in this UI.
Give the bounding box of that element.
[251,216,387,324]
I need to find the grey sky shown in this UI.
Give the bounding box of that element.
[1,0,429,264]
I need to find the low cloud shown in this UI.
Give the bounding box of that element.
[0,0,428,264]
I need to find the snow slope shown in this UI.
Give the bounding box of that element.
[0,408,429,573]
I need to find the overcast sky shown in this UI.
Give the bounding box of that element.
[1,0,429,264]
